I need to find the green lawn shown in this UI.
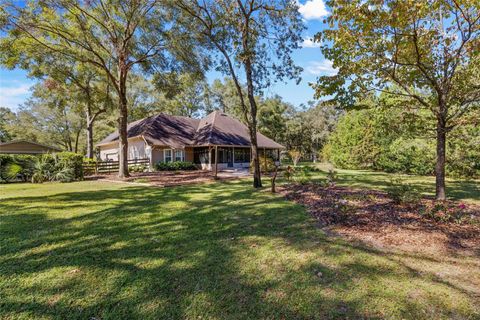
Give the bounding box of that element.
[290,162,480,204]
[1,180,479,319]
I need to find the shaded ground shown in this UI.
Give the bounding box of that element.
[0,180,479,319]
[88,169,250,187]
[295,162,480,204]
[281,183,480,257]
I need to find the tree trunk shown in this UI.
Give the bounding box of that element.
[117,66,129,178]
[244,57,262,188]
[435,117,447,200]
[118,95,129,178]
[86,113,94,159]
[74,129,81,154]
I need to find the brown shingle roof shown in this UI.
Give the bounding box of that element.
[97,111,284,149]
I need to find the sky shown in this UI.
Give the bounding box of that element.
[0,0,334,111]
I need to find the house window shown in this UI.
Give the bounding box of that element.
[175,149,184,162]
[164,149,172,163]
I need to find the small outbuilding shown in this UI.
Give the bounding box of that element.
[0,140,61,154]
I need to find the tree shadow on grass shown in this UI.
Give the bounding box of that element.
[0,181,478,319]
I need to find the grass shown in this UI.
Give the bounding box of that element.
[288,162,480,204]
[0,179,479,319]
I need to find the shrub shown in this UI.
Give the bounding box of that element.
[1,152,83,183]
[13,155,37,181]
[250,155,275,173]
[293,166,313,185]
[326,169,337,187]
[387,177,422,205]
[419,202,470,224]
[129,164,149,173]
[283,165,295,181]
[155,161,197,171]
[377,138,435,175]
[56,152,84,180]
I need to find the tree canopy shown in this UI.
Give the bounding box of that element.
[313,0,480,199]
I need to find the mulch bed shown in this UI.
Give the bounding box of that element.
[281,183,480,256]
[89,170,245,187]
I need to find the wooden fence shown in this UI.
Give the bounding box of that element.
[83,158,150,175]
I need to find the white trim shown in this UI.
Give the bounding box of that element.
[164,149,172,163]
[174,149,185,162]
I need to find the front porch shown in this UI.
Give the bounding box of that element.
[193,146,281,172]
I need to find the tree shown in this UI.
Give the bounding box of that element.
[207,78,246,120]
[177,0,305,188]
[8,82,85,152]
[258,95,291,143]
[2,0,203,177]
[303,101,341,162]
[1,36,112,158]
[154,72,212,118]
[314,0,480,200]
[0,107,14,142]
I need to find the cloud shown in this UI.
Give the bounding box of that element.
[0,82,33,110]
[297,0,329,21]
[301,37,321,48]
[305,60,338,75]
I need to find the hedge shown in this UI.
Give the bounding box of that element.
[155,161,197,171]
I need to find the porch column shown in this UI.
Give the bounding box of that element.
[208,146,212,170]
[214,146,218,179]
[263,147,267,170]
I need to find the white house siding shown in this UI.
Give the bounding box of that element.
[98,137,147,161]
[99,144,119,161]
[127,138,147,160]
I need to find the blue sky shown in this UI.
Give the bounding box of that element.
[0,0,334,111]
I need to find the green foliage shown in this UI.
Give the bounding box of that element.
[283,165,295,181]
[250,155,275,174]
[0,152,83,184]
[55,152,84,180]
[387,177,422,205]
[129,164,149,173]
[419,202,471,224]
[323,107,480,178]
[377,138,435,176]
[155,161,197,171]
[0,107,14,142]
[1,154,37,182]
[326,169,338,187]
[293,166,313,185]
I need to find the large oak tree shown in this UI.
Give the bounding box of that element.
[1,0,203,177]
[314,0,480,199]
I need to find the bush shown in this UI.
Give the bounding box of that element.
[377,138,435,175]
[419,202,470,224]
[250,155,275,173]
[129,164,149,173]
[1,154,37,182]
[1,152,83,183]
[387,177,422,205]
[13,155,37,181]
[155,161,197,171]
[293,166,313,185]
[56,152,84,180]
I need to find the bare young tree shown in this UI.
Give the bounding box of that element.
[177,0,304,188]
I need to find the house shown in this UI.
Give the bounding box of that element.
[0,140,61,154]
[96,111,284,171]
